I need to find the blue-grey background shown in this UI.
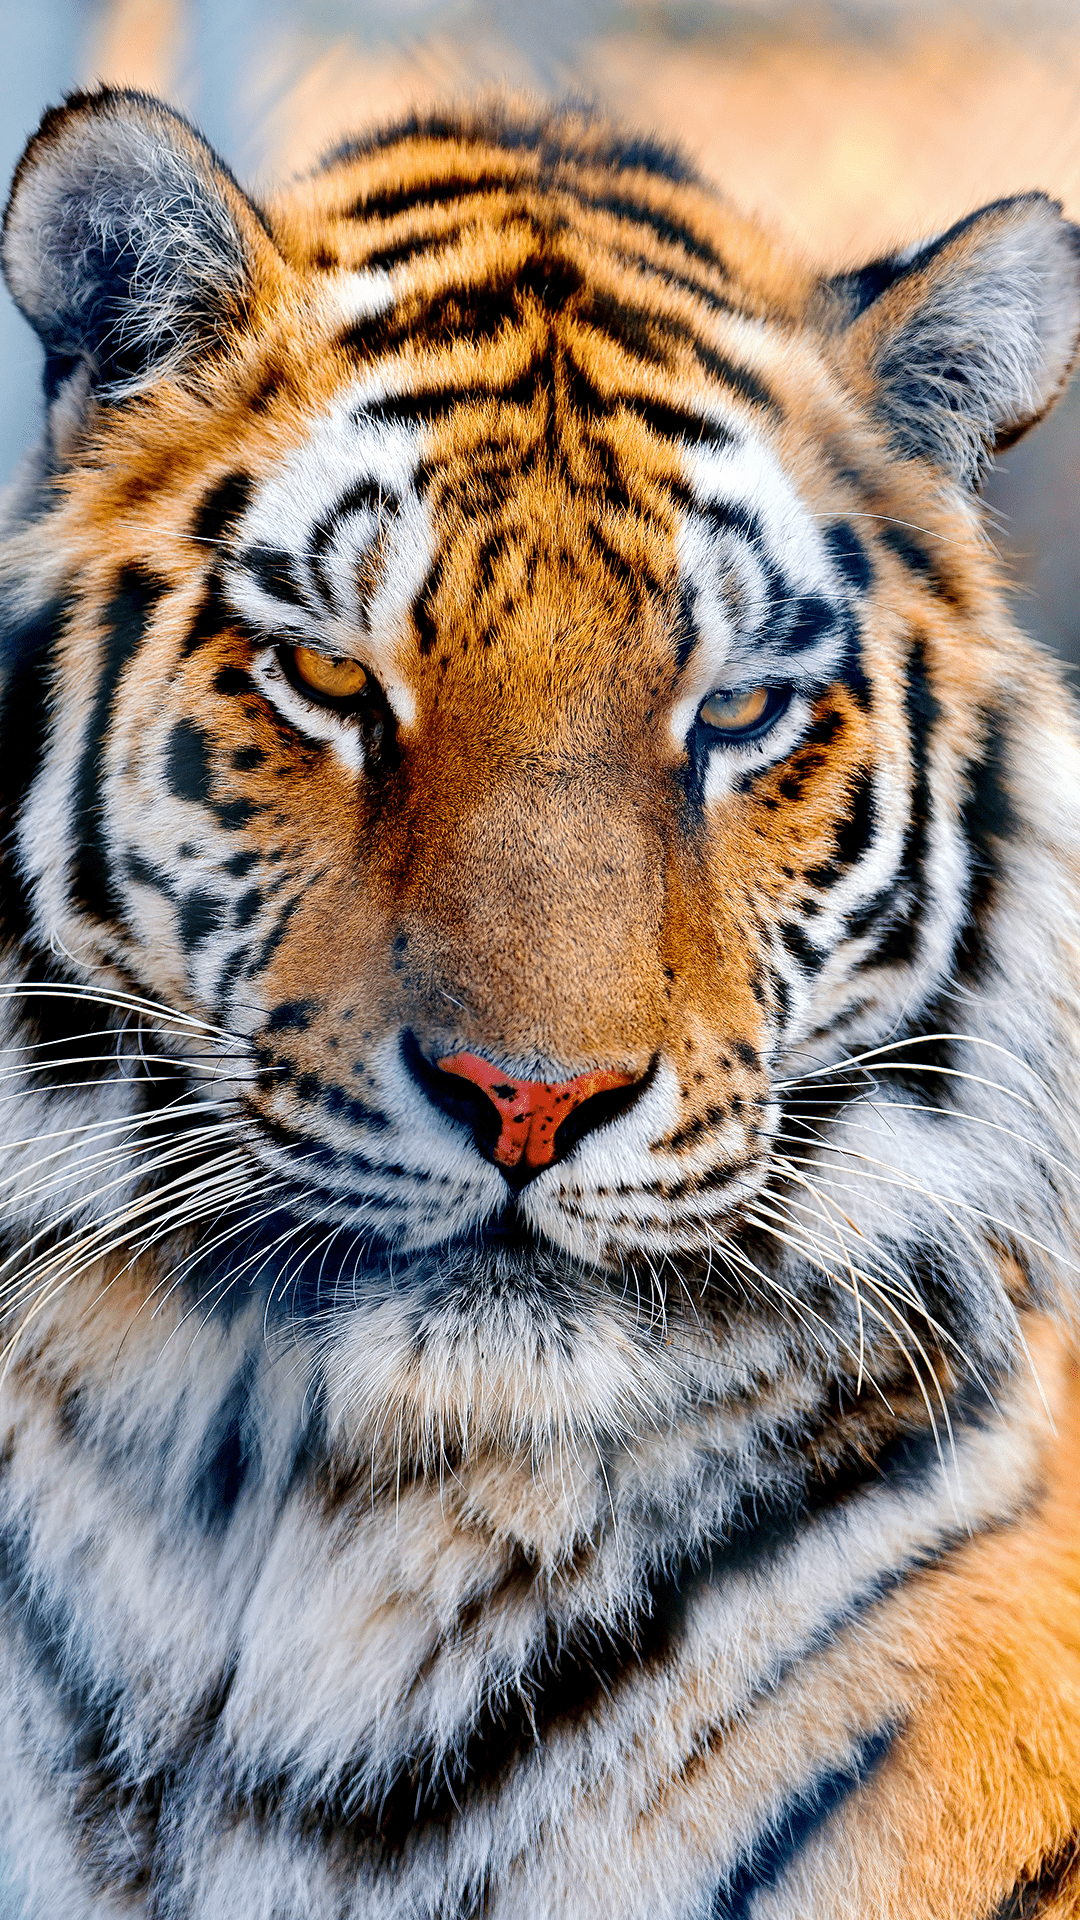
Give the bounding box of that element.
[0,1,1078,1907]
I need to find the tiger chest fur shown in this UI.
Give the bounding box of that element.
[2,84,1080,1920]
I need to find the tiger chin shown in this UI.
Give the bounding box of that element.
[2,81,1080,1920]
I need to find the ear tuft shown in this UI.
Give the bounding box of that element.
[824,194,1080,486]
[2,87,280,400]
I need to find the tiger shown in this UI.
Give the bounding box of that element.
[2,77,1080,1920]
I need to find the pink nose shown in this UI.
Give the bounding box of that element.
[435,1052,635,1170]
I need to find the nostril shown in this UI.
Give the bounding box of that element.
[550,1063,657,1162]
[400,1032,503,1162]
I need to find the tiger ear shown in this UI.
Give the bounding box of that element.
[2,86,282,403]
[823,194,1080,487]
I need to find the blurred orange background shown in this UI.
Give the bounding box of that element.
[3,0,1080,658]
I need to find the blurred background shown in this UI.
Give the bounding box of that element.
[2,0,1080,660]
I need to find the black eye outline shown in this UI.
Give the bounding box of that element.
[697,684,792,745]
[273,643,399,769]
[276,642,373,714]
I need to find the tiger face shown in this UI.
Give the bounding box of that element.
[3,90,1078,1455]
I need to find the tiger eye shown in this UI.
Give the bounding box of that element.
[288,646,368,702]
[699,685,771,733]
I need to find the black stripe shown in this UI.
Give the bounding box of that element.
[0,596,64,940]
[711,1725,895,1918]
[571,187,729,272]
[857,631,939,971]
[342,271,764,444]
[359,383,480,428]
[784,593,836,654]
[0,962,126,1089]
[578,285,678,368]
[780,921,825,973]
[308,480,397,608]
[693,339,776,413]
[312,478,393,536]
[824,520,873,595]
[607,239,739,320]
[179,567,232,657]
[352,335,557,425]
[126,849,173,897]
[878,523,962,605]
[357,212,738,316]
[234,1370,984,1864]
[356,223,482,274]
[236,1556,697,1858]
[581,288,772,409]
[352,347,738,463]
[877,708,1016,1090]
[0,1518,230,1897]
[895,630,938,924]
[834,766,877,869]
[699,498,764,545]
[839,607,872,707]
[953,710,1014,985]
[323,109,694,186]
[186,1362,258,1534]
[191,471,253,550]
[347,169,523,224]
[589,521,661,597]
[347,165,727,279]
[177,888,229,950]
[71,567,166,921]
[620,394,735,453]
[341,279,532,362]
[673,583,697,671]
[412,557,443,655]
[991,1840,1080,1919]
[165,719,212,804]
[236,545,307,610]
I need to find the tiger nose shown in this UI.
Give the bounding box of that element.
[437,1052,636,1173]
[400,1034,641,1185]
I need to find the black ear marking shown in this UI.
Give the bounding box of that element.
[2,86,282,401]
[821,193,1080,485]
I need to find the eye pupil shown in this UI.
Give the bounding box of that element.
[287,645,368,703]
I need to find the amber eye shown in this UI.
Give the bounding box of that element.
[698,684,784,740]
[283,645,369,706]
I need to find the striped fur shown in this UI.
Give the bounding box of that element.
[2,86,1080,1917]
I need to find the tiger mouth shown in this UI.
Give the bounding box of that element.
[187,1179,641,1324]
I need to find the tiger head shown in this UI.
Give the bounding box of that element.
[3,90,1079,1461]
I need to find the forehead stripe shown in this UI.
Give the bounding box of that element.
[349,170,731,282]
[192,471,255,551]
[785,595,839,654]
[823,522,873,596]
[239,547,307,609]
